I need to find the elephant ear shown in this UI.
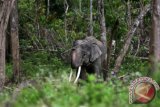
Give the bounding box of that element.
[90,44,102,62]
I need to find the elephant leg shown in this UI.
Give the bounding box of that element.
[102,61,108,81]
[103,70,108,81]
[94,66,101,80]
[93,59,102,80]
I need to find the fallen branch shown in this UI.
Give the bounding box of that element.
[127,56,149,60]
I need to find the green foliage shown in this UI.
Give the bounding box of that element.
[21,51,69,77]
[6,64,13,80]
[2,52,159,107]
[1,75,159,107]
[2,0,157,107]
[120,56,149,75]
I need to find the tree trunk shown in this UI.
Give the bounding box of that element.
[10,0,20,83]
[127,0,132,29]
[98,0,107,80]
[0,0,15,89]
[107,19,119,72]
[98,0,107,45]
[112,4,150,75]
[150,0,160,83]
[35,0,40,40]
[64,0,69,42]
[79,0,82,13]
[88,0,93,36]
[47,0,50,16]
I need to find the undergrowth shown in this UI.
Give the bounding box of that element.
[2,52,160,107]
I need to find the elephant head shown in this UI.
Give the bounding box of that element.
[71,36,102,69]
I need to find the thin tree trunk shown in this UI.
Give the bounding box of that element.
[47,0,50,16]
[150,0,160,83]
[127,0,132,29]
[79,0,82,13]
[136,0,144,56]
[89,0,93,36]
[64,0,69,42]
[112,4,151,75]
[35,0,40,39]
[98,0,107,45]
[0,0,15,90]
[140,0,144,38]
[98,0,107,80]
[10,0,20,83]
[107,19,119,72]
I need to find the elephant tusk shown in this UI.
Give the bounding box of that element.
[69,69,73,82]
[74,66,81,84]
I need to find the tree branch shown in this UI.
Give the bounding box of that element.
[112,4,151,75]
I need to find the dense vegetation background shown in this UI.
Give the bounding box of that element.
[0,0,160,107]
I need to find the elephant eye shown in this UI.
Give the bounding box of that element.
[72,47,77,51]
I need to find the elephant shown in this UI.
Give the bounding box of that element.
[71,36,107,83]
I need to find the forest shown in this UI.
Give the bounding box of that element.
[0,0,160,107]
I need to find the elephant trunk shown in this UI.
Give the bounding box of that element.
[71,50,82,68]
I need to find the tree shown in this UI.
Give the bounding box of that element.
[98,0,107,80]
[150,0,160,83]
[10,0,20,83]
[88,0,93,36]
[126,0,132,29]
[64,0,69,42]
[0,0,16,89]
[46,0,50,16]
[112,4,151,75]
[106,19,119,74]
